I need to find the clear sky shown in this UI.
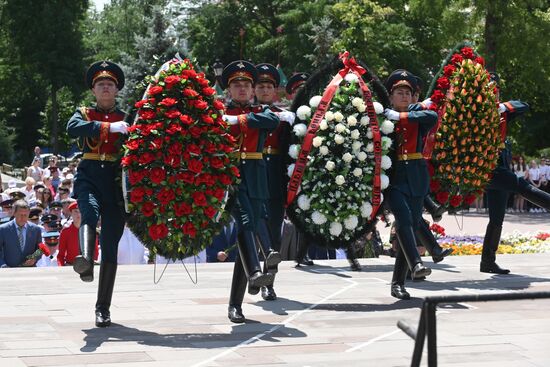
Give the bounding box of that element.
[91,0,111,10]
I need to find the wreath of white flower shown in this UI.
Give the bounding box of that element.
[287,76,393,242]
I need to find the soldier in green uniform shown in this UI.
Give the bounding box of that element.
[285,72,316,266]
[383,70,436,299]
[67,61,128,327]
[254,63,295,300]
[481,72,550,274]
[222,60,282,323]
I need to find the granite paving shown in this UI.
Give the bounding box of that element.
[2,248,550,366]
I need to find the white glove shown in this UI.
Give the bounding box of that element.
[222,115,239,125]
[421,98,433,108]
[109,121,129,134]
[498,103,507,113]
[384,108,400,121]
[276,111,296,125]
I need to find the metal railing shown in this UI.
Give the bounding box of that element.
[398,291,550,366]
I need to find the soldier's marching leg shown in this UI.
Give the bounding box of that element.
[95,202,125,327]
[295,232,314,266]
[424,195,446,223]
[95,262,117,327]
[73,189,100,282]
[517,179,550,210]
[390,191,431,279]
[228,254,247,323]
[257,219,280,301]
[481,188,509,274]
[346,243,361,271]
[391,246,410,300]
[258,218,282,274]
[237,230,274,295]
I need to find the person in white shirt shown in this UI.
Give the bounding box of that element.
[23,177,36,202]
[528,160,541,187]
[512,156,528,212]
[117,226,149,265]
[539,158,549,191]
[36,232,60,267]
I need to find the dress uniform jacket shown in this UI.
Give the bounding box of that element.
[390,109,438,198]
[67,106,127,263]
[226,101,279,231]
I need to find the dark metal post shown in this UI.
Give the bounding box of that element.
[426,302,438,366]
[411,305,427,367]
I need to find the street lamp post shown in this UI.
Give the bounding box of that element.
[212,59,224,97]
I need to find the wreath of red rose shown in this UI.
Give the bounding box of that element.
[122,59,239,260]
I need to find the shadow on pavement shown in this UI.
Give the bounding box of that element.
[80,322,306,352]
[408,273,550,292]
[256,296,424,315]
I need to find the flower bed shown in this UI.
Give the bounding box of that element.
[436,231,550,255]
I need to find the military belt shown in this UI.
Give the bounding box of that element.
[263,147,280,155]
[83,153,117,162]
[232,152,264,160]
[397,152,423,161]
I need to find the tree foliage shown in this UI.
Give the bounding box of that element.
[0,0,548,161]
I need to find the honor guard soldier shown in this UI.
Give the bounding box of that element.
[383,70,437,299]
[255,63,295,301]
[221,60,282,323]
[285,72,317,267]
[67,60,128,327]
[481,72,550,274]
[286,72,310,101]
[404,75,453,268]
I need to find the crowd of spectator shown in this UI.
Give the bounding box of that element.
[472,156,549,213]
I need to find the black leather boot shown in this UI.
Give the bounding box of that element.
[480,223,509,274]
[295,234,313,266]
[416,220,453,263]
[228,256,247,323]
[396,226,431,279]
[261,284,277,301]
[257,220,282,275]
[346,244,361,271]
[237,231,274,294]
[518,183,550,210]
[95,262,117,327]
[391,247,410,300]
[73,224,96,282]
[424,195,446,222]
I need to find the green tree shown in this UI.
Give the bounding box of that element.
[119,5,178,107]
[3,0,89,155]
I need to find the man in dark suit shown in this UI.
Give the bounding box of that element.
[0,200,43,268]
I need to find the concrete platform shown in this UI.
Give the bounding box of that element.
[2,252,550,366]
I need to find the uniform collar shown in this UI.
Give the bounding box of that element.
[94,103,117,114]
[227,100,252,109]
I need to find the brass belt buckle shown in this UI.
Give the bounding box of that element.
[403,154,408,160]
[241,152,246,160]
[100,153,106,161]
[267,146,272,154]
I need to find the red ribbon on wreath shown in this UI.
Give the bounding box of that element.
[286,52,382,220]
